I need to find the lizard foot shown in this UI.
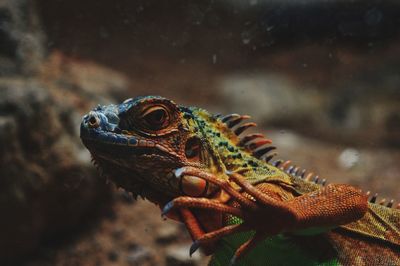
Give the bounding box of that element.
[163,167,292,264]
[163,166,368,265]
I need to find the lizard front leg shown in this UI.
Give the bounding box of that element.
[163,166,368,264]
[228,172,368,230]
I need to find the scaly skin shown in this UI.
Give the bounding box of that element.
[80,96,400,265]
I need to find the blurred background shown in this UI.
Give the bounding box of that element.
[1,0,400,265]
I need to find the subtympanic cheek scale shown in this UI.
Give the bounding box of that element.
[180,174,208,197]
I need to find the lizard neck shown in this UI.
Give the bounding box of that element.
[190,108,291,186]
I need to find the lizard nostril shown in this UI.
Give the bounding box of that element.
[88,114,100,128]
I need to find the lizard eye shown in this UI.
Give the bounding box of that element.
[118,97,179,135]
[141,106,170,130]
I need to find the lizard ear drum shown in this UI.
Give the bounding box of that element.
[185,137,202,162]
[179,175,208,197]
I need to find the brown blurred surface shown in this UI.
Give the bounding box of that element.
[1,0,400,265]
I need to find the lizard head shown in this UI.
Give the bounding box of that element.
[80,96,234,204]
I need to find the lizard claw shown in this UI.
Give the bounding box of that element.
[161,201,174,217]
[229,255,237,266]
[189,240,200,257]
[174,167,186,178]
[225,170,233,175]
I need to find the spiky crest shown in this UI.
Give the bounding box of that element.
[219,112,399,209]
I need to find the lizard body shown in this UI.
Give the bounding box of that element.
[80,96,400,265]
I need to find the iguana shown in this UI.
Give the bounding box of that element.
[80,96,400,266]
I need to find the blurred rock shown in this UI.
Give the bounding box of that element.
[0,0,124,264]
[219,73,324,127]
[126,244,152,265]
[118,189,135,204]
[0,38,129,263]
[39,51,128,105]
[165,244,202,266]
[0,77,111,262]
[108,250,119,262]
[338,148,360,170]
[266,130,302,151]
[0,0,45,76]
[156,223,180,244]
[111,228,125,240]
[219,73,400,147]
